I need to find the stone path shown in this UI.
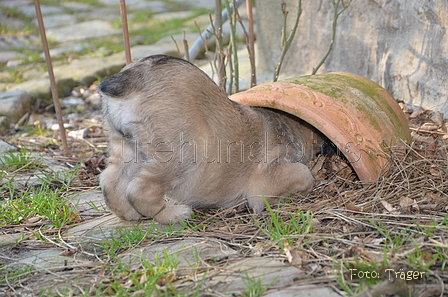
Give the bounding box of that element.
[0,1,344,296]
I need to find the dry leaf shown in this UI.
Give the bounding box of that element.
[420,122,439,131]
[380,200,395,212]
[283,240,293,263]
[309,155,326,176]
[399,197,414,211]
[430,111,444,125]
[411,132,434,144]
[283,240,305,266]
[60,248,78,256]
[412,199,420,212]
[356,237,385,245]
[25,217,42,224]
[370,238,386,245]
[429,166,442,176]
[139,271,148,285]
[311,218,321,227]
[349,246,372,261]
[410,106,426,118]
[85,155,105,169]
[346,202,361,212]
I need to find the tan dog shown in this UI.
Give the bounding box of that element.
[99,55,318,224]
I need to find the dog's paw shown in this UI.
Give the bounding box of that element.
[154,204,192,224]
[247,196,267,213]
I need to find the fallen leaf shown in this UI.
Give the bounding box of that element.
[346,202,360,212]
[420,122,439,131]
[309,155,325,176]
[348,246,372,261]
[311,218,321,227]
[430,111,444,125]
[25,217,42,224]
[411,132,434,144]
[429,166,442,176]
[380,200,395,212]
[410,106,426,118]
[60,248,79,256]
[370,238,386,245]
[399,197,414,211]
[283,240,305,266]
[85,155,105,169]
[412,199,420,212]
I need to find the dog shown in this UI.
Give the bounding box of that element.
[98,55,321,224]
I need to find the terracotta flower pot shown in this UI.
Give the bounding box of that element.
[230,72,411,182]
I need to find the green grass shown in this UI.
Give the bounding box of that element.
[0,264,38,288]
[0,7,36,35]
[334,214,448,295]
[0,154,80,227]
[97,222,185,261]
[241,272,275,297]
[0,180,78,227]
[0,147,42,172]
[256,196,314,248]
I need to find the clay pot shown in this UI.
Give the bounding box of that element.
[230,72,411,182]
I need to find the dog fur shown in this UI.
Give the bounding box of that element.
[98,55,318,224]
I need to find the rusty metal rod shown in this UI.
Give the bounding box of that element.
[119,0,132,65]
[33,0,69,156]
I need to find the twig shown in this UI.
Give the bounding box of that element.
[235,2,256,88]
[183,31,190,62]
[312,0,352,75]
[171,35,182,58]
[274,0,302,82]
[224,0,239,94]
[195,21,215,79]
[245,0,256,87]
[215,0,226,92]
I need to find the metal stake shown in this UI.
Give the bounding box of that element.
[33,0,69,156]
[120,0,132,65]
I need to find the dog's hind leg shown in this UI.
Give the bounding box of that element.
[246,163,314,212]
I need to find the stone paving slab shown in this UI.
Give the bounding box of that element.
[263,285,343,297]
[0,0,31,9]
[15,248,93,270]
[32,14,77,29]
[121,238,239,268]
[171,0,216,10]
[127,0,169,12]
[65,213,185,250]
[0,90,31,124]
[0,12,27,30]
[61,2,95,11]
[202,257,306,294]
[0,233,24,246]
[0,139,18,153]
[45,20,121,43]
[17,4,64,17]
[0,51,24,64]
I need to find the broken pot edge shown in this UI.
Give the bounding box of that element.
[230,72,412,182]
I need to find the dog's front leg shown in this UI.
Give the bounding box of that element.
[125,171,192,224]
